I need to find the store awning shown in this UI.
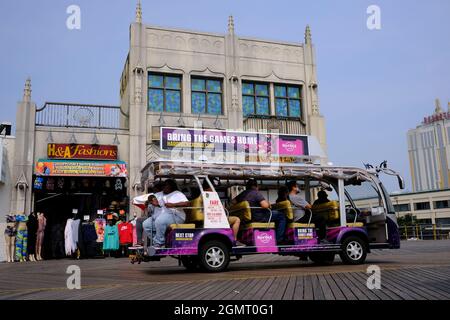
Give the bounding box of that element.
[35,159,128,177]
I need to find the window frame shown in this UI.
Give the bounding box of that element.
[274,83,303,119]
[242,81,270,117]
[148,72,182,113]
[191,76,224,115]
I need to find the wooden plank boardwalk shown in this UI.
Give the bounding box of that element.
[1,240,450,300]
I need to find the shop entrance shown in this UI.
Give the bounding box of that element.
[32,176,128,259]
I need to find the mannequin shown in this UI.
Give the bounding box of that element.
[36,212,47,260]
[27,212,38,262]
[15,214,28,262]
[4,215,17,263]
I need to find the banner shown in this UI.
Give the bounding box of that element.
[35,160,127,177]
[160,127,309,158]
[47,144,118,160]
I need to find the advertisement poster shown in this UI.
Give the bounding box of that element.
[160,127,309,158]
[202,191,229,229]
[35,160,127,177]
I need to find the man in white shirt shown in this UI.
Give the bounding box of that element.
[143,179,189,247]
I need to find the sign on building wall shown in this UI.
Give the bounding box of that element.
[160,127,309,159]
[35,160,127,177]
[47,144,118,160]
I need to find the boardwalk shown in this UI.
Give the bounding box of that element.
[1,240,450,300]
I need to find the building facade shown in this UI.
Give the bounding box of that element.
[408,99,450,192]
[3,2,327,262]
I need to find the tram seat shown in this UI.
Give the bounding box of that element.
[185,196,204,223]
[229,201,252,222]
[311,201,340,221]
[244,222,276,229]
[346,222,364,227]
[287,223,315,228]
[272,200,294,221]
[169,224,196,229]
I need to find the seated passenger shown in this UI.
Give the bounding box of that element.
[313,190,330,206]
[202,180,245,247]
[143,179,190,248]
[232,179,287,244]
[276,186,289,203]
[286,181,328,243]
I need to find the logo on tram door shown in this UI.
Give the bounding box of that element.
[297,228,314,239]
[256,233,273,244]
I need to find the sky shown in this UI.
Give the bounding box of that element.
[1,0,449,192]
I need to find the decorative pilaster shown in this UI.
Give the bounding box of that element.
[136,0,142,24]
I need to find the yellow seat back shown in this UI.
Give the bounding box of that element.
[272,200,294,220]
[312,201,340,221]
[229,201,252,222]
[185,196,204,223]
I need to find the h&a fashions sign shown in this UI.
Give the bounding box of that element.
[47,144,118,160]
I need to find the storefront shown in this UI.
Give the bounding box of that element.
[32,143,129,259]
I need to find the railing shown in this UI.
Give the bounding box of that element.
[244,116,306,135]
[400,224,450,240]
[35,102,125,129]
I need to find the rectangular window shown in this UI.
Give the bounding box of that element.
[148,73,181,112]
[242,82,270,117]
[434,200,450,209]
[191,77,223,115]
[394,204,410,212]
[414,202,431,211]
[274,84,302,118]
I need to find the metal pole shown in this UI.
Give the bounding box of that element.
[404,225,408,240]
[433,224,437,240]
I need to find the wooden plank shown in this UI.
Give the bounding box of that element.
[271,276,290,300]
[282,276,297,300]
[240,278,267,300]
[377,271,424,300]
[382,269,439,300]
[389,269,450,300]
[329,273,357,300]
[317,274,335,300]
[221,278,254,300]
[322,274,346,300]
[262,277,283,299]
[303,275,314,300]
[334,272,369,300]
[251,277,275,300]
[311,275,325,300]
[292,276,304,300]
[351,272,402,300]
[341,272,379,300]
[209,278,244,300]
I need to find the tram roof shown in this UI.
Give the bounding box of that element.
[141,160,375,182]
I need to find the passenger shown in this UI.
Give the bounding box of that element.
[202,180,245,247]
[286,181,328,243]
[135,182,164,247]
[143,179,190,248]
[276,186,289,203]
[313,190,330,206]
[232,179,287,244]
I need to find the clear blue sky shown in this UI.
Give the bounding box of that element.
[1,0,449,192]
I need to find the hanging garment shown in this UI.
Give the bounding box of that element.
[15,229,28,260]
[118,222,133,245]
[51,223,65,258]
[94,218,106,242]
[72,219,80,244]
[27,213,38,256]
[64,219,77,255]
[79,223,98,258]
[36,213,47,253]
[103,225,119,251]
